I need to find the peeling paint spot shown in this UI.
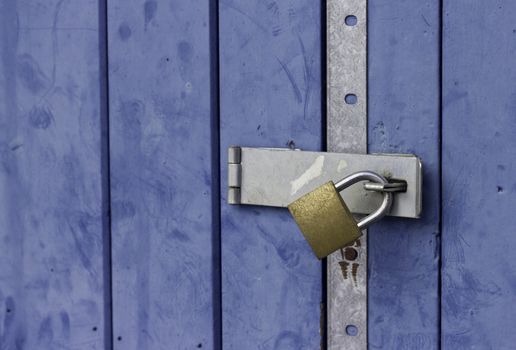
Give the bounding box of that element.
[112,200,136,220]
[9,137,23,152]
[273,331,301,349]
[60,311,70,339]
[337,159,348,172]
[144,1,158,29]
[290,155,324,195]
[28,106,53,129]
[17,54,50,94]
[177,41,193,63]
[38,316,53,342]
[168,229,190,242]
[184,82,193,93]
[118,23,132,41]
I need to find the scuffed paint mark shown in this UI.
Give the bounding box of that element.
[144,1,157,30]
[290,156,324,195]
[17,54,50,94]
[221,2,268,33]
[28,105,53,129]
[44,0,66,100]
[273,330,302,349]
[421,14,431,27]
[59,311,70,339]
[277,57,302,103]
[9,137,23,152]
[177,41,193,63]
[38,316,53,343]
[297,35,312,120]
[337,159,348,172]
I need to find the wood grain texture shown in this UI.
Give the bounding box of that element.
[107,0,215,348]
[442,1,516,348]
[0,0,108,348]
[368,0,441,348]
[219,1,322,348]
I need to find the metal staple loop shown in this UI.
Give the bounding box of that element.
[363,180,408,193]
[334,171,393,230]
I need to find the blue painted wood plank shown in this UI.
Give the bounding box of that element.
[368,1,441,348]
[442,2,516,348]
[107,1,216,348]
[0,0,108,348]
[219,1,322,348]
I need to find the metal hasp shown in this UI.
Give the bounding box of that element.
[227,147,422,218]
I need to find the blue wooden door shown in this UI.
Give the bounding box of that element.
[1,0,515,349]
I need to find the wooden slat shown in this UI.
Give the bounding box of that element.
[442,1,516,348]
[368,0,441,348]
[107,1,216,348]
[0,0,108,348]
[219,1,323,347]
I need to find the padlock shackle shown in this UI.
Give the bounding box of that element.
[334,171,393,230]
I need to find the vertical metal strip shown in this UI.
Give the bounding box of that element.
[327,0,367,349]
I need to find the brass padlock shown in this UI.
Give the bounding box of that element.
[288,171,393,259]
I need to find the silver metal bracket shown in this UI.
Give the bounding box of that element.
[327,0,369,347]
[227,146,422,218]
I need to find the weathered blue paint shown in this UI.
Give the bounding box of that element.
[219,1,322,348]
[368,0,441,348]
[442,1,516,348]
[8,1,516,348]
[0,0,108,348]
[107,0,216,348]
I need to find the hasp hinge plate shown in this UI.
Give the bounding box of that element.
[227,146,422,218]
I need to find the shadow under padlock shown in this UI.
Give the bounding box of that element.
[287,171,394,259]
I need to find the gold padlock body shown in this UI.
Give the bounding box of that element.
[288,181,362,259]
